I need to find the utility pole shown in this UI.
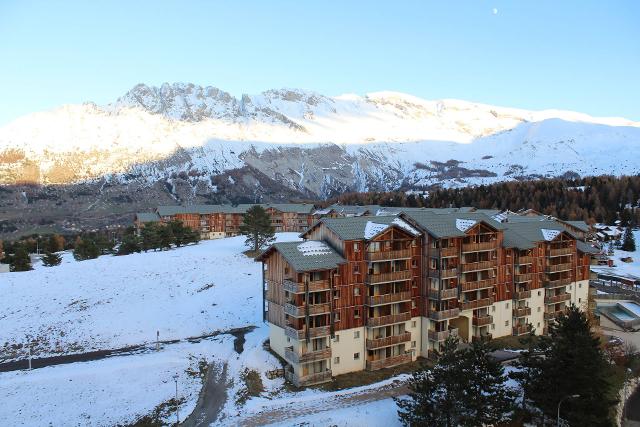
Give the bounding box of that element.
[156,330,160,351]
[173,374,179,425]
[28,345,32,370]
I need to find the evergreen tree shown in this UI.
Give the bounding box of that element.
[239,205,275,252]
[45,234,65,253]
[621,226,636,252]
[41,251,62,267]
[157,224,174,250]
[10,245,32,271]
[168,220,199,247]
[509,326,546,415]
[528,305,617,426]
[73,236,100,261]
[117,234,141,255]
[141,223,161,251]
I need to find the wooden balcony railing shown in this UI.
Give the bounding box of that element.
[517,256,534,265]
[460,297,494,311]
[513,325,531,336]
[513,306,532,317]
[514,273,535,283]
[365,291,412,306]
[461,278,496,292]
[366,270,412,284]
[366,332,412,350]
[285,369,332,387]
[544,278,573,288]
[438,247,458,258]
[472,333,493,342]
[365,352,413,371]
[549,247,574,257]
[462,241,497,253]
[473,314,493,326]
[544,311,564,320]
[544,293,571,304]
[460,260,497,273]
[285,325,331,340]
[545,263,573,273]
[427,307,460,321]
[428,288,458,300]
[366,249,412,262]
[284,346,332,364]
[428,327,459,342]
[513,290,532,300]
[284,302,331,318]
[283,279,331,294]
[367,312,412,327]
[428,268,458,279]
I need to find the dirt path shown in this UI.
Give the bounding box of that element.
[181,363,229,427]
[236,378,410,427]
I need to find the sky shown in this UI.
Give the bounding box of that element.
[0,0,639,125]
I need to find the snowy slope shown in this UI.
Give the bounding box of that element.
[0,83,639,194]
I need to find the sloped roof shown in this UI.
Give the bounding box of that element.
[576,240,600,254]
[314,216,419,241]
[501,220,579,249]
[260,241,346,272]
[156,203,314,217]
[135,212,160,223]
[560,220,591,233]
[401,211,505,239]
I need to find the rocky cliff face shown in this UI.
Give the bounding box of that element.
[0,83,639,235]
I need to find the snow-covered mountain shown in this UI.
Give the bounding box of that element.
[1,82,639,198]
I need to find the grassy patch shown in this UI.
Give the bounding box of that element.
[235,368,265,406]
[126,396,186,427]
[488,335,540,351]
[242,249,262,259]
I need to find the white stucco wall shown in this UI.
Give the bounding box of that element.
[529,288,546,334]
[268,323,288,360]
[330,326,366,376]
[406,317,421,360]
[490,300,513,338]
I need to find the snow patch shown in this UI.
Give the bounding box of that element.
[364,221,389,239]
[456,218,477,232]
[541,229,561,241]
[392,218,420,236]
[297,241,332,256]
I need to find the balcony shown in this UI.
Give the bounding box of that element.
[428,327,459,342]
[283,279,331,294]
[285,369,332,387]
[428,307,460,321]
[428,288,458,300]
[544,278,573,288]
[545,263,572,273]
[513,325,530,336]
[462,241,497,253]
[472,333,493,342]
[285,325,331,340]
[460,297,494,311]
[513,306,532,317]
[366,270,412,284]
[284,302,331,318]
[544,293,571,304]
[460,260,497,273]
[473,314,493,326]
[367,312,412,327]
[366,249,412,262]
[428,268,458,279]
[517,256,534,265]
[366,352,413,371]
[549,247,574,257]
[366,332,412,350]
[460,278,496,292]
[284,346,332,364]
[514,273,535,283]
[513,290,532,300]
[438,247,458,258]
[365,291,412,306]
[544,311,563,320]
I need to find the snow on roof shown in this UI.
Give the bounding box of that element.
[456,218,477,232]
[296,240,333,256]
[541,229,561,241]
[364,221,389,239]
[392,217,420,236]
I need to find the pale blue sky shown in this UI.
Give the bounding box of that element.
[1,0,639,125]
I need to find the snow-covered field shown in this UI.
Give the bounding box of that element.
[0,233,414,426]
[592,230,640,279]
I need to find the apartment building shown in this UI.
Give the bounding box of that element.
[134,203,315,239]
[259,209,595,386]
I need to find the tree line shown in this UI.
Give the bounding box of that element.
[329,175,640,225]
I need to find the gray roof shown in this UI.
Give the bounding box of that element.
[156,203,314,217]
[314,216,420,240]
[502,220,579,249]
[577,240,600,254]
[325,204,383,216]
[401,211,505,239]
[135,212,160,222]
[560,220,591,233]
[266,241,346,272]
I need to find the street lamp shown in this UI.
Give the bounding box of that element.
[173,374,179,425]
[557,394,580,427]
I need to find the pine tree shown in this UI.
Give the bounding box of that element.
[239,205,275,252]
[117,234,141,255]
[10,245,32,271]
[528,305,617,426]
[41,251,62,267]
[621,226,636,252]
[73,236,100,261]
[157,224,174,250]
[167,220,199,247]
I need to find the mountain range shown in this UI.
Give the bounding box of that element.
[0,82,639,236]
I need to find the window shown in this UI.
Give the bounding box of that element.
[538,291,542,296]
[411,341,416,348]
[353,263,360,274]
[354,242,360,252]
[411,239,417,247]
[354,287,360,296]
[287,337,290,343]
[569,285,572,290]
[492,305,496,312]
[505,320,509,327]
[578,298,581,303]
[354,352,360,360]
[412,320,417,328]
[354,309,361,318]
[411,300,416,309]
[412,259,417,267]
[491,324,495,330]
[334,334,340,342]
[579,283,582,288]
[333,289,340,299]
[334,357,340,364]
[538,307,541,312]
[537,322,541,328]
[284,267,289,274]
[334,312,340,322]
[505,303,509,309]
[354,331,360,339]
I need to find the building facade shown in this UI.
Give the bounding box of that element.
[259,210,593,386]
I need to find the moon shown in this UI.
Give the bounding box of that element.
[492,8,498,15]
